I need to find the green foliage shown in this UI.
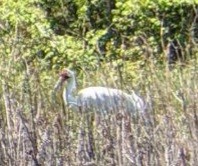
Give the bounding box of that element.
[1,0,197,74]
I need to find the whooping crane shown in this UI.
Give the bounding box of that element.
[54,68,146,114]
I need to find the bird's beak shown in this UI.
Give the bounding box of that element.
[54,77,64,91]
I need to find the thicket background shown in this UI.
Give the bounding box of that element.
[0,0,198,165]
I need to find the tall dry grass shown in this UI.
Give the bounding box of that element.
[0,59,198,166]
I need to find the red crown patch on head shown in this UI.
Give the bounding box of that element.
[59,69,70,81]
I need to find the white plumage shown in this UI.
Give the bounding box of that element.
[54,69,145,114]
[53,69,147,160]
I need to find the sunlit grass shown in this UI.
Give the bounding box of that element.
[0,57,198,165]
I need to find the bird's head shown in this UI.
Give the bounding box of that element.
[59,69,73,81]
[54,68,75,91]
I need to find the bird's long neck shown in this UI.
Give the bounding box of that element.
[63,75,78,106]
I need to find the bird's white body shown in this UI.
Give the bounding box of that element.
[54,69,145,114]
[77,87,145,113]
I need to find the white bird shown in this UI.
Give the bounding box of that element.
[53,68,147,161]
[54,68,146,114]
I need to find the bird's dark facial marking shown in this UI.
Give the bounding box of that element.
[59,70,70,81]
